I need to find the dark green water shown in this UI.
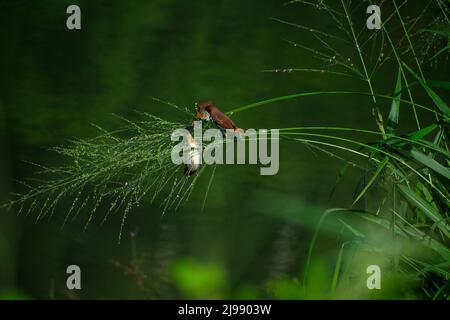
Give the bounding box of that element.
[0,0,445,298]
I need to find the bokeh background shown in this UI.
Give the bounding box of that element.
[0,0,446,299]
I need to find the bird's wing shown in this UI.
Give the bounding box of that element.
[211,109,236,130]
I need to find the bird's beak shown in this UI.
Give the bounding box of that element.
[195,111,203,119]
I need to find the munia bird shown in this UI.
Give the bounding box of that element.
[184,101,244,176]
[195,101,245,135]
[184,130,201,176]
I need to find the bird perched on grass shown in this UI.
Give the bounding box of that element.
[195,101,244,135]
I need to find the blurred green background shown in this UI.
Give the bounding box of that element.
[0,0,446,299]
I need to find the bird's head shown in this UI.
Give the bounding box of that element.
[195,101,213,121]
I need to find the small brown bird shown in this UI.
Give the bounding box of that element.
[195,101,244,135]
[184,131,201,177]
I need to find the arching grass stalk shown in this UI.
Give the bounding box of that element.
[227,90,440,115]
[280,135,371,161]
[278,126,450,156]
[279,131,450,203]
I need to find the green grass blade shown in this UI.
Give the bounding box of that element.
[397,184,450,238]
[226,91,438,115]
[330,240,355,292]
[429,44,450,61]
[352,157,389,206]
[409,124,439,141]
[432,284,448,300]
[304,208,348,287]
[425,80,450,90]
[338,219,366,239]
[420,29,450,38]
[387,67,402,135]
[408,148,450,179]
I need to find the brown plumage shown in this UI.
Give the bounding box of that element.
[183,131,201,177]
[195,101,239,132]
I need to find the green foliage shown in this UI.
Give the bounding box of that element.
[171,259,227,299]
[228,0,450,299]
